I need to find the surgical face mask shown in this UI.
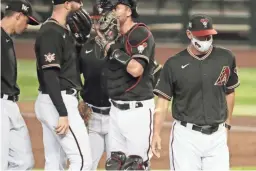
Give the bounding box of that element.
[191,35,213,53]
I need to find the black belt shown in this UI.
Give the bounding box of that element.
[1,93,19,102]
[42,88,78,96]
[180,121,226,135]
[111,100,143,110]
[91,106,110,115]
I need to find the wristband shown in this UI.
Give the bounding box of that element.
[111,49,131,65]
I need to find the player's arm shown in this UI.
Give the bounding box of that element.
[153,61,173,135]
[108,26,154,77]
[127,26,155,77]
[225,54,240,129]
[37,30,68,117]
[151,61,173,157]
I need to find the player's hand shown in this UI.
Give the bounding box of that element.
[55,116,69,135]
[151,134,161,158]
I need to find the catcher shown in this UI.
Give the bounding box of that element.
[94,0,161,170]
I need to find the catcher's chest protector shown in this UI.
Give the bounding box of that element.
[106,23,153,97]
[123,23,151,56]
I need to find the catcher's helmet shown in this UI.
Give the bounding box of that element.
[113,0,139,18]
[92,0,114,19]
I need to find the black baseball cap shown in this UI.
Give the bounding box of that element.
[5,0,40,25]
[52,0,82,5]
[187,14,217,36]
[113,0,139,18]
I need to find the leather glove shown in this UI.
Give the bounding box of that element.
[78,101,92,127]
[67,8,92,46]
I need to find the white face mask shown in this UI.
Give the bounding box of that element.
[191,36,213,53]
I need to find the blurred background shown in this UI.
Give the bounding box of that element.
[1,0,256,46]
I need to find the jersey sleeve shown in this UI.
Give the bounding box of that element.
[153,61,173,101]
[226,54,240,90]
[37,30,63,69]
[128,25,155,63]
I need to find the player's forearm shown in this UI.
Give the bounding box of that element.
[153,96,169,135]
[226,91,235,125]
[43,68,68,117]
[126,59,144,77]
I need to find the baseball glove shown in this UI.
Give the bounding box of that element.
[94,11,120,53]
[67,8,92,46]
[78,101,92,127]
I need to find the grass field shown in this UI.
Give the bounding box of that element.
[17,59,256,116]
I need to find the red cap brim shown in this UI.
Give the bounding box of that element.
[28,16,40,25]
[191,29,217,36]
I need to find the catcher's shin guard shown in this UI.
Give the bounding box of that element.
[105,151,126,170]
[121,155,145,170]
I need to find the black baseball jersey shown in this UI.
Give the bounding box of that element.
[1,28,20,96]
[80,38,110,107]
[154,46,240,125]
[35,19,82,92]
[105,23,156,101]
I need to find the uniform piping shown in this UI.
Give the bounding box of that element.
[69,127,84,171]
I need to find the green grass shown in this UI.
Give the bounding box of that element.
[17,60,39,101]
[17,59,256,115]
[235,68,256,105]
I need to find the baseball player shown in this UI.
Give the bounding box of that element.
[95,0,156,169]
[152,14,240,171]
[0,0,39,170]
[34,0,93,170]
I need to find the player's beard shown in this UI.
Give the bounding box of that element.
[191,36,213,53]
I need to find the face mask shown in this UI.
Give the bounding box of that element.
[191,36,213,53]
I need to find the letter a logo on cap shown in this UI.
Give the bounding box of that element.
[200,18,209,28]
[22,4,29,12]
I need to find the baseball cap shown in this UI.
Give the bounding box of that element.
[52,0,82,5]
[112,0,139,18]
[5,0,39,25]
[187,14,217,36]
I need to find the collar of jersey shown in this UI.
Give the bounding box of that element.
[44,18,69,31]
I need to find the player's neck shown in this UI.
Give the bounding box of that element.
[51,10,68,28]
[120,19,135,34]
[0,18,15,35]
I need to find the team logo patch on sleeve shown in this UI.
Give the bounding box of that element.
[44,53,56,63]
[137,42,147,54]
[214,66,230,86]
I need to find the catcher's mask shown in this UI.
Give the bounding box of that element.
[98,11,120,41]
[66,8,92,45]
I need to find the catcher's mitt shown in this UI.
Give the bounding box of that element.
[67,8,92,46]
[78,101,92,127]
[94,11,120,52]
